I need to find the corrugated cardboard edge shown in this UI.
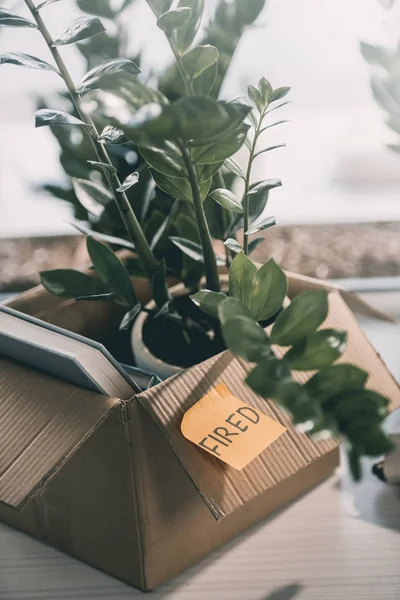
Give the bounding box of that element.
[0,357,124,510]
[119,402,148,590]
[285,270,396,322]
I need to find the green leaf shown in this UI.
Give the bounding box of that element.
[386,116,400,135]
[70,220,135,250]
[218,296,252,323]
[139,141,185,178]
[253,144,286,160]
[72,178,113,217]
[247,107,259,128]
[285,329,347,370]
[53,17,106,46]
[99,125,127,144]
[387,144,400,155]
[117,171,139,192]
[40,269,109,298]
[192,60,218,96]
[245,216,276,236]
[266,100,292,115]
[0,52,59,74]
[148,204,177,251]
[229,179,275,234]
[0,9,37,28]
[86,236,137,306]
[121,0,139,10]
[245,358,291,398]
[156,7,192,34]
[193,125,249,163]
[196,160,224,182]
[87,160,117,174]
[248,237,265,254]
[151,170,192,202]
[151,169,211,202]
[360,42,392,69]
[249,258,287,321]
[119,304,142,330]
[218,298,271,363]
[146,0,173,16]
[170,236,225,265]
[210,188,243,213]
[191,290,228,318]
[181,45,219,80]
[229,251,257,307]
[344,422,393,458]
[76,0,115,19]
[170,236,205,262]
[133,98,249,146]
[85,73,167,114]
[36,0,62,8]
[347,448,362,482]
[235,0,266,26]
[333,390,389,424]
[88,86,249,147]
[173,0,204,52]
[269,87,291,103]
[76,59,140,94]
[247,179,282,196]
[306,364,369,404]
[271,290,329,346]
[259,120,290,134]
[35,109,89,128]
[151,259,170,308]
[224,238,243,253]
[258,77,272,105]
[247,84,264,112]
[224,157,245,179]
[371,76,397,114]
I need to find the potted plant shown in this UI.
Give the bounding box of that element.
[0,0,394,481]
[36,0,272,298]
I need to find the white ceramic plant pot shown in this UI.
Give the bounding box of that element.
[131,275,229,380]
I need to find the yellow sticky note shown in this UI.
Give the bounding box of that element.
[181,383,286,470]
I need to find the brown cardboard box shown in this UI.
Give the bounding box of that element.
[1,274,400,591]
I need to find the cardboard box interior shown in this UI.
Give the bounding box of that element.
[1,273,400,591]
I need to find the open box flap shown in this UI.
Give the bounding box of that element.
[0,357,121,510]
[286,271,395,323]
[138,292,400,521]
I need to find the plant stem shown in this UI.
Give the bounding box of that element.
[213,170,230,267]
[178,143,220,292]
[166,35,194,96]
[243,111,264,254]
[145,1,194,96]
[25,0,170,306]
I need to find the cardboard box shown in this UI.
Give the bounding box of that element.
[1,274,400,591]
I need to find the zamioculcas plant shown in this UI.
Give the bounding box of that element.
[32,0,274,289]
[0,0,393,479]
[192,254,393,481]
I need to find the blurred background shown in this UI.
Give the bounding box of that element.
[1,0,400,294]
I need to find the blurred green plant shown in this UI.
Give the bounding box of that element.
[361,0,400,155]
